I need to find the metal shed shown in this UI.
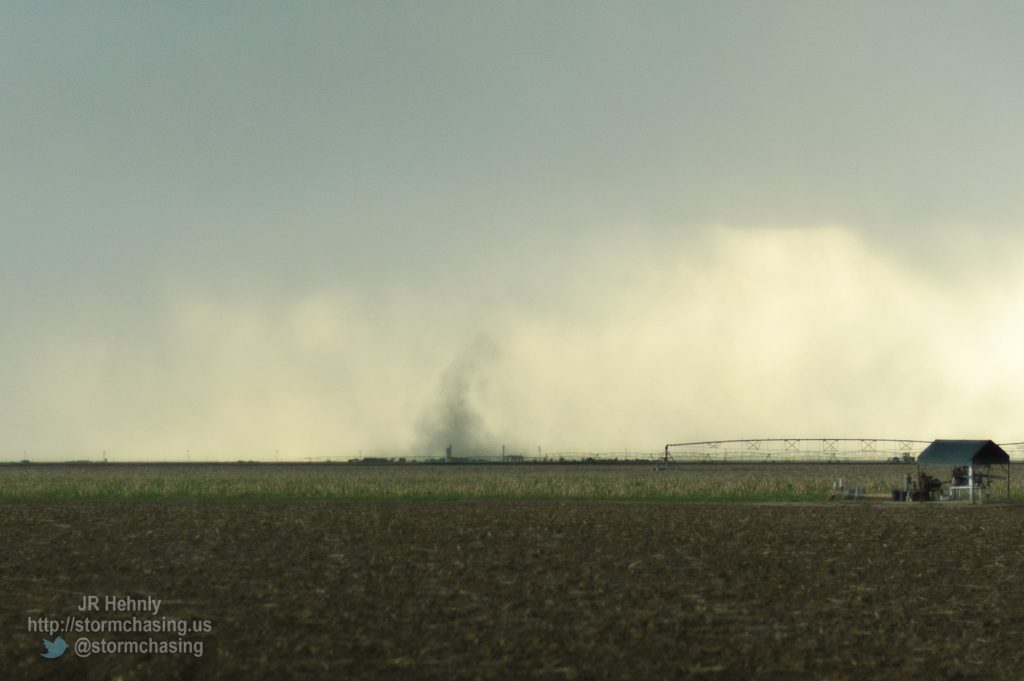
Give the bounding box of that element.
[916,439,1010,500]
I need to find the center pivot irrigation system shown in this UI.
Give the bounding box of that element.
[662,439,1024,464]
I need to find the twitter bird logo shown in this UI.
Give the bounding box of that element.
[40,636,67,659]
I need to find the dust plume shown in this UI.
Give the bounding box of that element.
[414,337,498,458]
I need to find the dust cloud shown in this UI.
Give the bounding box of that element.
[7,226,1024,460]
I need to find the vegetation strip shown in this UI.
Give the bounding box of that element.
[2,463,1021,501]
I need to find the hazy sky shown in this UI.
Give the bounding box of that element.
[4,2,1024,459]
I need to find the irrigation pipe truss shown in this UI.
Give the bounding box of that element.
[663,438,1024,463]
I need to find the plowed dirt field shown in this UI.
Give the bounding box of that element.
[3,501,1023,680]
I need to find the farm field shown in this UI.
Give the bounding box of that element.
[1,462,1019,501]
[4,499,1024,680]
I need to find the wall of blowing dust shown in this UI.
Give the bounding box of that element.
[8,226,1024,459]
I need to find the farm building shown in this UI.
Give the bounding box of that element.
[916,439,1010,501]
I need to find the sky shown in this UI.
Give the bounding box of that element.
[3,2,1024,460]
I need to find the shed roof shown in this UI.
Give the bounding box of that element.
[916,440,1010,466]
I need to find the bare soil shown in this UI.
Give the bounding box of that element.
[3,500,1024,680]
